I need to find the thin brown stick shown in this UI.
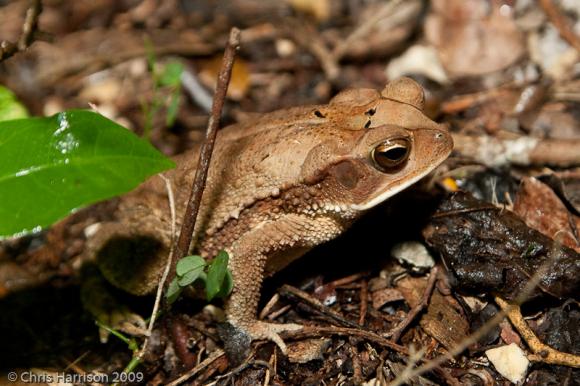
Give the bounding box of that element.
[390,267,438,343]
[0,0,42,62]
[283,326,409,355]
[284,19,339,81]
[165,349,227,386]
[358,280,368,326]
[539,0,580,53]
[279,284,360,329]
[328,271,369,288]
[388,239,563,385]
[166,27,241,290]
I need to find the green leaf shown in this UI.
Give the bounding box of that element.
[176,255,206,287]
[176,255,205,276]
[0,110,175,238]
[165,278,182,304]
[0,85,29,121]
[158,62,184,87]
[206,250,230,301]
[177,267,204,287]
[165,90,181,127]
[215,270,233,299]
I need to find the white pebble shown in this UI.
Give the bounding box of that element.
[486,343,529,384]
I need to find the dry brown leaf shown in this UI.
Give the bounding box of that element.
[397,276,469,349]
[514,177,580,252]
[425,0,525,77]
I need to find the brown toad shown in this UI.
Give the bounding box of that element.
[90,77,453,359]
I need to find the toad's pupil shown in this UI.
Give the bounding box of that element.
[372,139,411,171]
[378,146,407,162]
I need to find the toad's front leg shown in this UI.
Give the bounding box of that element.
[218,214,342,364]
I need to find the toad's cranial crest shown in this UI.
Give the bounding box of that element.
[89,77,453,363]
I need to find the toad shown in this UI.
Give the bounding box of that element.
[89,77,453,360]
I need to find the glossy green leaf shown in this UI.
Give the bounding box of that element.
[0,85,28,121]
[175,255,205,276]
[206,250,230,301]
[0,110,175,238]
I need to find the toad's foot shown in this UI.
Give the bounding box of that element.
[219,320,303,365]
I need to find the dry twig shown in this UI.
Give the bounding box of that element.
[166,27,241,291]
[359,280,368,326]
[279,284,360,329]
[284,326,409,355]
[539,0,580,53]
[495,297,580,368]
[452,133,580,167]
[165,349,227,386]
[390,267,438,343]
[0,0,42,62]
[388,237,566,384]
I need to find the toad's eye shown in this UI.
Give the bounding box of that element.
[371,138,411,171]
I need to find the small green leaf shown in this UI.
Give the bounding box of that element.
[165,91,181,127]
[206,250,230,301]
[176,255,205,276]
[165,278,182,304]
[0,110,175,238]
[177,264,205,287]
[0,85,28,121]
[158,62,184,87]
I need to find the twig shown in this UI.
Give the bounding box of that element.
[283,326,409,355]
[495,297,580,368]
[132,176,177,364]
[284,19,339,81]
[266,305,292,321]
[539,0,580,53]
[452,133,580,167]
[0,0,42,62]
[327,272,369,288]
[390,267,438,343]
[387,238,564,385]
[167,27,241,291]
[165,349,227,386]
[259,293,281,320]
[332,0,414,61]
[359,280,368,326]
[279,284,360,329]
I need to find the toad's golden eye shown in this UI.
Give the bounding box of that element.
[371,138,411,171]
